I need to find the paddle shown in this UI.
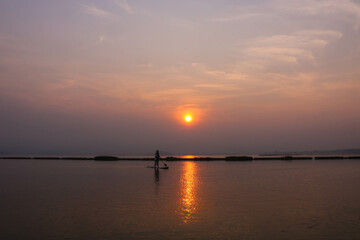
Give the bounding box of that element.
[161,159,168,167]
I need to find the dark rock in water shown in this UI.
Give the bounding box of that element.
[94,156,119,161]
[225,156,253,161]
[314,156,344,160]
[281,156,313,160]
[165,157,180,161]
[194,157,214,161]
[347,156,360,159]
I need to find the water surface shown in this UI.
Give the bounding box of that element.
[0,159,360,239]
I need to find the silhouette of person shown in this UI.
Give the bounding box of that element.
[154,150,160,168]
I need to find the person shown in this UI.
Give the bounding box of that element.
[154,150,160,168]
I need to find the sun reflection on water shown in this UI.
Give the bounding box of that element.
[179,161,199,224]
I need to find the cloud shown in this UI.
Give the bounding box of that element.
[194,84,226,88]
[136,63,153,68]
[209,13,262,23]
[274,0,360,29]
[98,35,106,44]
[114,0,134,14]
[276,0,360,15]
[244,30,342,64]
[80,4,114,18]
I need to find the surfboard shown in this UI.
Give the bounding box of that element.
[147,166,169,169]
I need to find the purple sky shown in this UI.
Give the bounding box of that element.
[1,0,360,155]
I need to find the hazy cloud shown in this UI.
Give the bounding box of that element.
[209,13,262,23]
[98,35,105,44]
[114,0,134,14]
[244,30,343,64]
[80,4,114,17]
[274,0,360,29]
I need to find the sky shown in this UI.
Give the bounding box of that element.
[1,0,360,155]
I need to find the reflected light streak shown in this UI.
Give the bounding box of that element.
[179,161,199,224]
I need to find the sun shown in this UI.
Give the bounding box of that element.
[185,115,192,122]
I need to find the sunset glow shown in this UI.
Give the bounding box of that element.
[1,1,360,155]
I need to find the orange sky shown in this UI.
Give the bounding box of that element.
[1,0,360,155]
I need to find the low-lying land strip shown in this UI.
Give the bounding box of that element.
[1,155,360,161]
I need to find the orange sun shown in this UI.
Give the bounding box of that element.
[185,115,192,122]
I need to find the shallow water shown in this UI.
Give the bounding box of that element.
[0,159,360,239]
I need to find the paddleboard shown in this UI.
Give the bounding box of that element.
[147,166,169,169]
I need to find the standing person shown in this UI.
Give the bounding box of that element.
[154,150,160,168]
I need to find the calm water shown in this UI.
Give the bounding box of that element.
[1,159,360,240]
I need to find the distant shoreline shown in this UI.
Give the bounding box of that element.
[1,155,360,161]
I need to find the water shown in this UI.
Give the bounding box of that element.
[0,159,360,240]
